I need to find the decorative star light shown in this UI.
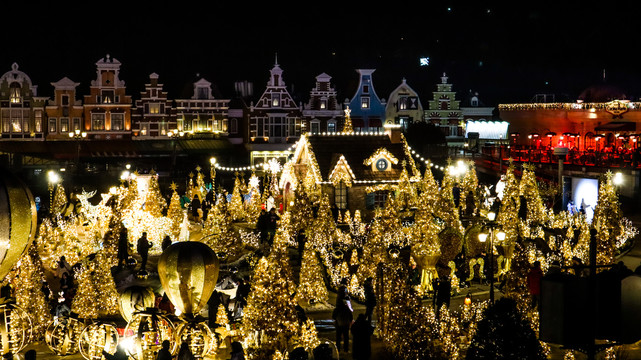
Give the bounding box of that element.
[248,174,260,190]
[267,158,282,175]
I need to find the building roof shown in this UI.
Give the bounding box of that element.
[304,133,416,181]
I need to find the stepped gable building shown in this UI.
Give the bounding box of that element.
[46,77,84,140]
[302,73,343,134]
[280,111,420,219]
[425,72,464,146]
[83,54,132,140]
[132,73,177,138]
[343,69,386,132]
[175,77,230,135]
[248,57,303,166]
[385,78,423,132]
[0,63,46,140]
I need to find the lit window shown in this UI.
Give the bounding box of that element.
[361,97,370,109]
[320,99,327,109]
[49,118,57,133]
[399,96,408,110]
[328,121,336,133]
[73,118,81,131]
[112,113,124,131]
[272,93,281,107]
[92,113,105,130]
[149,103,161,114]
[9,83,21,103]
[334,181,348,210]
[60,118,69,133]
[11,110,21,132]
[35,111,42,132]
[101,90,114,104]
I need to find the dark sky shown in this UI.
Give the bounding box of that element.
[4,2,641,107]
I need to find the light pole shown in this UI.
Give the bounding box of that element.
[209,157,217,190]
[47,170,60,215]
[167,130,184,177]
[478,211,506,304]
[69,129,87,174]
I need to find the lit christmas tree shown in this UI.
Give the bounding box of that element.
[52,183,68,217]
[592,171,623,266]
[201,200,242,262]
[144,170,166,217]
[518,163,547,226]
[228,173,245,222]
[296,243,329,306]
[245,172,262,225]
[460,161,480,217]
[215,303,229,328]
[497,162,521,247]
[11,243,53,340]
[71,259,100,319]
[166,183,184,241]
[306,194,336,251]
[298,318,320,352]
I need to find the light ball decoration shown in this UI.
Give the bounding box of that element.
[119,286,156,323]
[44,315,85,355]
[0,169,38,281]
[122,309,176,360]
[0,300,33,355]
[175,320,216,359]
[157,241,219,316]
[78,322,119,360]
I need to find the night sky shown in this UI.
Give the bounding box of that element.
[4,2,641,107]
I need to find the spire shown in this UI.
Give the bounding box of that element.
[275,52,278,66]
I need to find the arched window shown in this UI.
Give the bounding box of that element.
[10,83,21,103]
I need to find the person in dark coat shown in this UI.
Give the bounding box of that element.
[332,295,353,353]
[351,313,374,360]
[266,208,279,245]
[435,274,451,319]
[161,235,172,252]
[156,340,172,360]
[363,277,376,324]
[255,209,269,244]
[102,344,128,360]
[136,232,152,271]
[118,228,129,268]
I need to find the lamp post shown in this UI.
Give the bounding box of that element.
[69,129,87,174]
[209,157,217,189]
[478,211,506,304]
[47,170,60,215]
[167,131,184,177]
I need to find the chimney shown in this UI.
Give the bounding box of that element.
[385,124,402,143]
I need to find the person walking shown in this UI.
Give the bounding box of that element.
[229,341,245,360]
[435,274,452,319]
[177,342,195,360]
[255,209,269,245]
[332,293,353,353]
[137,232,152,271]
[363,277,376,324]
[102,344,128,360]
[527,260,543,309]
[266,208,279,245]
[351,313,375,360]
[117,228,129,269]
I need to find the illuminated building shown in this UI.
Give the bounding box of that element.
[175,77,230,135]
[131,73,177,138]
[45,77,84,140]
[425,72,464,146]
[344,69,386,131]
[302,73,343,134]
[82,55,133,140]
[385,78,423,131]
[0,63,46,140]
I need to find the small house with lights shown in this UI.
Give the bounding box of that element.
[280,109,422,220]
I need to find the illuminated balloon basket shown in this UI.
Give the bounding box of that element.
[157,241,220,360]
[78,322,119,360]
[119,286,156,323]
[44,315,85,355]
[121,309,176,360]
[0,300,33,355]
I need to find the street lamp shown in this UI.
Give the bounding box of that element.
[47,170,60,215]
[478,211,506,304]
[167,131,184,176]
[69,129,87,173]
[209,157,217,188]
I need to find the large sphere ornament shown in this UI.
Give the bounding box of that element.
[0,300,32,355]
[122,309,176,360]
[175,320,216,359]
[78,322,119,360]
[157,241,219,316]
[119,286,156,323]
[0,169,38,281]
[44,315,85,355]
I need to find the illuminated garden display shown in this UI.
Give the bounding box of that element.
[0,127,638,359]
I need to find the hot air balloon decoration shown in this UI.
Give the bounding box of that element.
[78,322,119,360]
[122,308,176,360]
[0,299,32,355]
[118,286,156,323]
[44,314,85,355]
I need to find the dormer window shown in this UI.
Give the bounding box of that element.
[101,90,114,104]
[196,87,209,100]
[61,94,69,106]
[399,96,408,110]
[9,83,21,104]
[471,97,479,107]
[361,96,370,109]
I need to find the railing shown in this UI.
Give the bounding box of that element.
[481,145,641,169]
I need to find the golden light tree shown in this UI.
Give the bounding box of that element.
[435,164,463,233]
[52,183,68,217]
[305,194,336,250]
[71,250,120,318]
[144,170,166,217]
[497,162,521,247]
[228,173,245,222]
[297,318,320,352]
[166,183,184,241]
[201,200,242,262]
[289,181,315,239]
[241,234,299,358]
[460,161,480,217]
[296,243,329,306]
[71,259,100,319]
[518,163,547,226]
[245,172,262,224]
[396,162,417,210]
[10,243,53,340]
[592,171,623,266]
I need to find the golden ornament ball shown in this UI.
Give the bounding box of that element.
[78,322,119,360]
[118,286,156,323]
[44,315,85,355]
[0,300,32,355]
